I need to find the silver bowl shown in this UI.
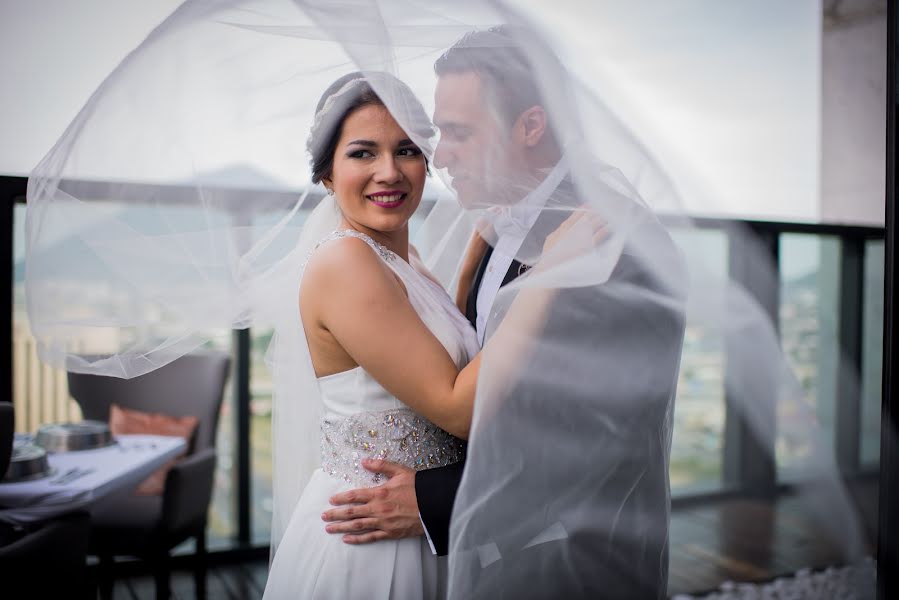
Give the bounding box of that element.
[34,420,115,453]
[3,442,52,482]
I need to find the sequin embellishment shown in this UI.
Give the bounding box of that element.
[321,409,465,487]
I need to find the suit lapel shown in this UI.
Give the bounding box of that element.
[465,245,492,329]
[465,244,523,331]
[464,173,576,331]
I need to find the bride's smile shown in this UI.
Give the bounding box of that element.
[366,190,407,208]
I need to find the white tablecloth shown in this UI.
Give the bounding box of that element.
[0,434,186,524]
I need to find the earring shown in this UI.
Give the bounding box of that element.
[326,188,335,196]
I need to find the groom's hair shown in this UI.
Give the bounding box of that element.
[434,25,546,128]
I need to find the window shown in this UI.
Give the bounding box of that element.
[251,327,274,545]
[669,228,728,493]
[861,239,884,466]
[777,233,840,474]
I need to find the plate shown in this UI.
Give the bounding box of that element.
[34,420,115,453]
[3,442,52,482]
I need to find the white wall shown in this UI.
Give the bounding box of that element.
[820,2,887,226]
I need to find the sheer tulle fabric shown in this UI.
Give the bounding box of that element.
[24,0,867,597]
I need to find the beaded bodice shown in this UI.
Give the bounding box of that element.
[321,408,466,487]
[309,229,479,487]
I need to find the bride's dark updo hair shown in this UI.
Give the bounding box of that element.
[308,71,434,184]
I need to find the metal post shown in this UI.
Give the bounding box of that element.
[878,1,898,596]
[836,237,864,473]
[723,223,779,498]
[0,177,22,406]
[234,328,252,545]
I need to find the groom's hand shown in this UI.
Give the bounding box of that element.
[322,458,423,544]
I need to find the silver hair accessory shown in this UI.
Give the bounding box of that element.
[306,72,435,160]
[306,76,368,158]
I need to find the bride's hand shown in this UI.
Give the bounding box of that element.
[535,209,608,273]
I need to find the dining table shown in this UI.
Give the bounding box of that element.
[0,433,186,524]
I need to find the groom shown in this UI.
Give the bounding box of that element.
[322,27,686,598]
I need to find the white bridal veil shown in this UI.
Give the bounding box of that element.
[25,0,868,597]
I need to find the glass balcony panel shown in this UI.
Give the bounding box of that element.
[251,327,274,546]
[777,233,840,475]
[669,227,728,494]
[861,239,884,467]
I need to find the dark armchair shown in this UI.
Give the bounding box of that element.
[67,351,231,600]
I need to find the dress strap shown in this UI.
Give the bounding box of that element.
[304,229,398,269]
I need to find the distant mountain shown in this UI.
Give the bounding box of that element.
[192,164,298,192]
[782,269,818,295]
[783,270,818,290]
[15,164,310,283]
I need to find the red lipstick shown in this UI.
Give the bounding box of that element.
[366,190,407,208]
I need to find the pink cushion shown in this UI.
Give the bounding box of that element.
[109,404,199,496]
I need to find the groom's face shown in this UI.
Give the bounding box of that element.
[433,71,526,208]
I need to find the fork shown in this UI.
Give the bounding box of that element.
[51,467,94,485]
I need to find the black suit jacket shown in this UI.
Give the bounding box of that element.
[416,199,685,600]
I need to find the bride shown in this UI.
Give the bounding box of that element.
[263,68,600,598]
[262,72,479,599]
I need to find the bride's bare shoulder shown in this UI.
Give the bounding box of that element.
[303,235,399,295]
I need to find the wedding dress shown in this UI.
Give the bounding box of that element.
[262,229,479,600]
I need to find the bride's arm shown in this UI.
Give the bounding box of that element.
[304,214,604,440]
[304,237,480,439]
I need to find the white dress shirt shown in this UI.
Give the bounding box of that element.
[475,156,569,344]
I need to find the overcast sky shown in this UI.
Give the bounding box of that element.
[0,0,824,222]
